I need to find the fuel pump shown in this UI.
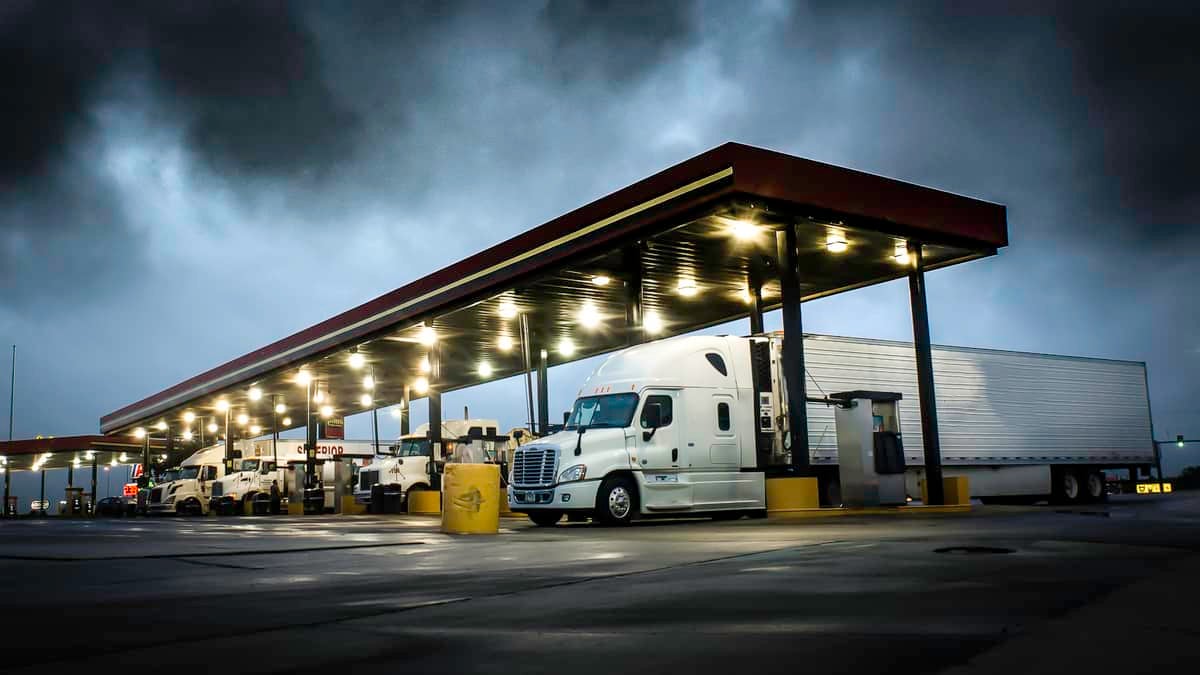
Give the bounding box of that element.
[830,391,907,506]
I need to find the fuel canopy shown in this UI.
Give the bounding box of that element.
[100,142,1007,443]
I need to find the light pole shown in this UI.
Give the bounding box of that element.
[5,344,14,516]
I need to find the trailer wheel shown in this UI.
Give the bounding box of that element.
[1053,469,1084,504]
[595,475,637,526]
[1085,471,1107,503]
[528,511,562,527]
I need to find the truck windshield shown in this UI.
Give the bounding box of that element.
[397,439,431,457]
[160,469,181,483]
[178,466,200,480]
[238,459,260,472]
[565,393,639,430]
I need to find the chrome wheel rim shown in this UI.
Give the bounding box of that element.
[1087,474,1103,497]
[608,486,631,519]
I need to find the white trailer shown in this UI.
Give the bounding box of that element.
[509,333,1155,525]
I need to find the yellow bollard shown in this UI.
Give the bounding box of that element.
[921,475,971,505]
[406,489,442,515]
[766,477,820,512]
[340,495,367,515]
[440,464,500,534]
[286,500,304,516]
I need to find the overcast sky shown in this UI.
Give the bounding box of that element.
[2,0,1198,501]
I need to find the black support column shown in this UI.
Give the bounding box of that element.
[400,385,411,436]
[536,347,549,434]
[90,454,97,517]
[776,225,810,471]
[428,342,442,488]
[624,244,644,346]
[748,266,765,335]
[907,241,944,505]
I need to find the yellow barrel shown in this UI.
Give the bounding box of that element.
[440,464,500,534]
[766,477,820,511]
[920,475,971,505]
[407,489,442,515]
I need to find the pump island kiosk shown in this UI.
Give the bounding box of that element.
[99,142,1007,509]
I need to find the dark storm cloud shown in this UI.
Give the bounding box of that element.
[0,0,359,185]
[539,0,698,84]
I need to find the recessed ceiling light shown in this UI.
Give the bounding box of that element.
[677,279,699,297]
[729,219,758,241]
[348,352,365,369]
[498,301,518,319]
[497,335,514,352]
[644,311,664,335]
[591,275,610,286]
[478,362,494,378]
[558,338,576,357]
[577,302,601,329]
[417,325,437,345]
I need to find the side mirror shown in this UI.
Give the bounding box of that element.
[396,458,404,465]
[641,403,663,442]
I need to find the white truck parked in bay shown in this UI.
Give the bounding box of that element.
[509,333,1156,526]
[210,439,377,513]
[355,418,517,508]
[147,444,227,515]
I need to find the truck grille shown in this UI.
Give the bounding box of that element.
[359,470,379,492]
[512,447,558,487]
[210,483,223,497]
[150,487,163,504]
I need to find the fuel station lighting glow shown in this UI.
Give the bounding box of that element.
[362,374,375,390]
[497,335,514,352]
[590,275,610,286]
[295,369,313,386]
[207,421,218,434]
[893,241,910,264]
[360,393,373,407]
[72,458,81,468]
[133,427,146,439]
[182,429,193,441]
[577,302,602,329]
[320,405,334,419]
[412,377,429,395]
[478,362,493,378]
[558,338,577,357]
[182,411,196,424]
[249,425,262,435]
[248,386,263,401]
[119,453,128,463]
[498,301,518,319]
[236,413,249,426]
[739,287,753,304]
[282,417,292,426]
[644,311,664,335]
[826,229,849,253]
[676,278,699,297]
[417,325,437,346]
[419,356,432,373]
[216,399,230,412]
[313,389,325,403]
[348,351,365,369]
[155,420,167,431]
[111,457,118,467]
[729,219,758,241]
[274,402,286,414]
[390,407,401,418]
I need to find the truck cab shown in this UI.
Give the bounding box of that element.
[147,445,226,515]
[356,419,502,507]
[209,457,283,514]
[509,336,767,525]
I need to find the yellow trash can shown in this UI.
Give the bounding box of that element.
[766,477,820,511]
[440,464,500,535]
[920,475,970,506]
[407,489,442,515]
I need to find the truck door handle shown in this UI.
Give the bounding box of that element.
[671,448,678,462]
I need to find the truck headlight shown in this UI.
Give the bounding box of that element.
[558,464,587,483]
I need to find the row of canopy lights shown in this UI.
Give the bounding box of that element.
[127,219,915,438]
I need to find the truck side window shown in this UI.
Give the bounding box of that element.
[640,395,673,428]
[717,402,731,431]
[203,466,218,481]
[705,353,728,376]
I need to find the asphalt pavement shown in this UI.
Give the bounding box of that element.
[1,494,1197,674]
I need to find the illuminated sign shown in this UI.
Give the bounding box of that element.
[1135,482,1173,494]
[130,464,144,479]
[319,416,345,440]
[123,483,139,497]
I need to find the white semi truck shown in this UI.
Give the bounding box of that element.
[355,419,509,508]
[147,444,227,515]
[210,439,377,513]
[509,333,1156,525]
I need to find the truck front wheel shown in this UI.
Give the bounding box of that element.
[595,475,637,526]
[1084,471,1107,503]
[528,511,562,527]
